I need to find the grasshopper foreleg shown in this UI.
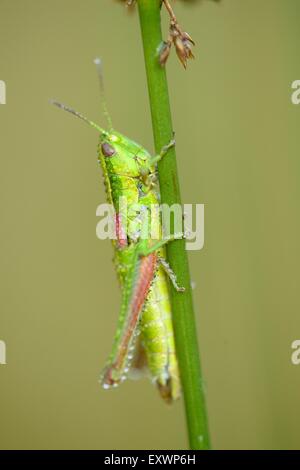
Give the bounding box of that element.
[148,137,175,167]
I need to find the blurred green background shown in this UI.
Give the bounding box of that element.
[0,0,299,450]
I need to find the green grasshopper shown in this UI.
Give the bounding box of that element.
[52,60,185,402]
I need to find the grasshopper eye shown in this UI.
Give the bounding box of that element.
[101,142,116,157]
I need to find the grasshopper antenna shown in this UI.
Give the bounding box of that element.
[94,58,113,132]
[50,100,107,135]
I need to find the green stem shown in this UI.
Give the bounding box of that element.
[137,0,210,450]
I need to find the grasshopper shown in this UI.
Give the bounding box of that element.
[52,60,185,402]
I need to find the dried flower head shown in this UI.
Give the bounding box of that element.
[159,41,172,67]
[115,0,196,68]
[160,0,195,68]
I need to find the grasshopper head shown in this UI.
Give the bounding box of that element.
[99,131,152,178]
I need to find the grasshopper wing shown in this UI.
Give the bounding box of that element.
[101,252,157,388]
